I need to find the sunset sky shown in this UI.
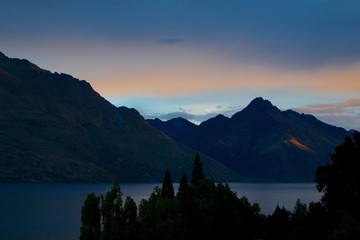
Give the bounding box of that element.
[1,0,360,130]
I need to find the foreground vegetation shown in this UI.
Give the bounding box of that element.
[80,132,360,240]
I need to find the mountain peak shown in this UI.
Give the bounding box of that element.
[243,97,281,113]
[247,97,274,109]
[168,116,189,122]
[231,97,280,120]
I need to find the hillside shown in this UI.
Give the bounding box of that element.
[0,51,241,183]
[147,97,350,182]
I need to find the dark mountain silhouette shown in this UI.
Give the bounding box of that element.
[147,97,350,182]
[0,52,241,182]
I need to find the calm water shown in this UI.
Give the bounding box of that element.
[0,183,321,240]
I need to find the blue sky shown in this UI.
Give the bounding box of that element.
[1,0,360,130]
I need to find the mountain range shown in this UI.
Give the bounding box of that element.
[0,51,240,183]
[147,97,350,182]
[0,51,351,182]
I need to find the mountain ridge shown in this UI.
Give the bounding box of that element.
[147,97,350,182]
[0,51,241,183]
[1,51,351,182]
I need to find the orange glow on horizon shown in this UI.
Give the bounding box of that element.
[90,62,360,99]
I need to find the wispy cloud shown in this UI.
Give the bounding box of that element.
[295,99,360,115]
[156,38,186,45]
[294,98,360,131]
[145,104,243,124]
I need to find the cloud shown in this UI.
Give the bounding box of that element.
[295,98,360,115]
[146,111,219,125]
[294,98,360,131]
[144,104,243,125]
[156,38,186,45]
[151,111,196,120]
[3,1,360,69]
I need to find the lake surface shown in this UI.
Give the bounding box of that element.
[0,183,321,240]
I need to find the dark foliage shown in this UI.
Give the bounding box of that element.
[80,134,360,240]
[161,168,174,198]
[316,132,360,218]
[80,193,101,240]
[191,152,204,184]
[314,131,360,239]
[316,131,360,219]
[100,180,124,240]
[264,205,290,240]
[80,153,265,240]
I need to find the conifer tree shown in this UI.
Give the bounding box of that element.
[291,198,308,225]
[161,168,174,198]
[191,152,204,184]
[265,205,290,240]
[178,173,189,196]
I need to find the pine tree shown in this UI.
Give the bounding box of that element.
[265,205,290,240]
[191,152,204,184]
[291,198,308,225]
[161,168,174,198]
[178,173,189,196]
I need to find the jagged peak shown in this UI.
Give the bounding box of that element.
[150,117,164,123]
[231,97,280,120]
[247,97,275,109]
[0,51,44,73]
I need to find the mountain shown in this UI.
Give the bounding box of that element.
[147,97,350,182]
[0,52,241,183]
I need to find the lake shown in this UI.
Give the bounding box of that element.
[0,183,321,240]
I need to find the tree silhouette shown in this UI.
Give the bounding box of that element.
[161,168,174,198]
[291,198,308,225]
[177,173,189,200]
[191,152,204,184]
[101,180,124,240]
[123,196,138,240]
[264,205,290,240]
[80,192,101,240]
[316,131,360,218]
[80,155,267,240]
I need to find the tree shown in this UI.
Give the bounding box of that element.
[123,196,138,240]
[191,152,204,184]
[291,198,308,225]
[101,180,125,240]
[264,205,290,240]
[330,214,360,240]
[161,168,174,198]
[80,192,101,240]
[177,173,189,200]
[316,131,360,219]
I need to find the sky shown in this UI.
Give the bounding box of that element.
[1,0,360,130]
